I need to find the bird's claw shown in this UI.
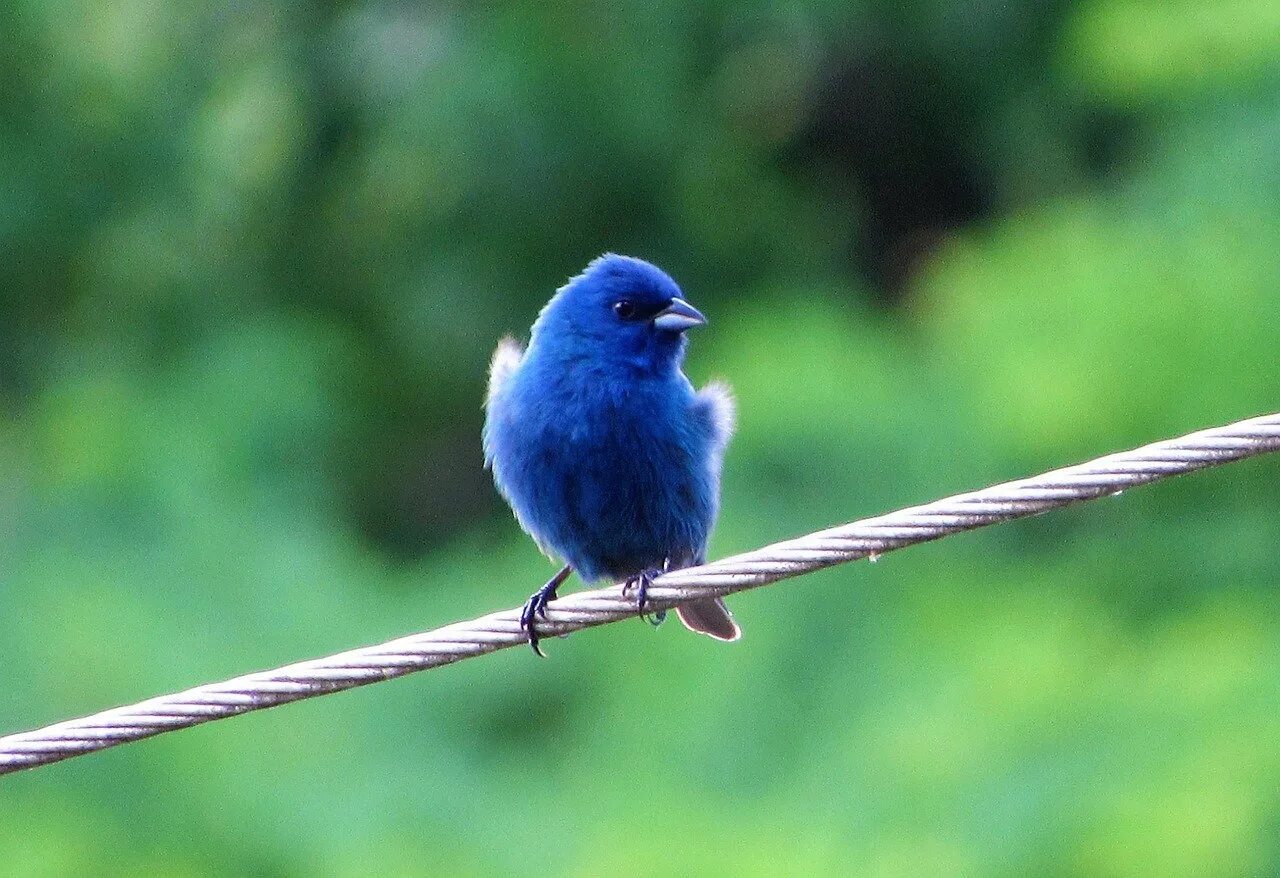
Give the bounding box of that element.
[622,569,654,610]
[623,565,668,626]
[520,565,572,657]
[519,588,556,657]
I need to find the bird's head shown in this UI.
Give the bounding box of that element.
[531,254,707,371]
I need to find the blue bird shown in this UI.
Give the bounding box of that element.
[484,254,740,654]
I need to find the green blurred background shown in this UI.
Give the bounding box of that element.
[2,1,1279,874]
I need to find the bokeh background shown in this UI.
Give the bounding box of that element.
[2,1,1279,875]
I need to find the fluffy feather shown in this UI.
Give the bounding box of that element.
[486,336,524,406]
[696,380,736,451]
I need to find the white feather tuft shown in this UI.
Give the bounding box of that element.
[487,336,525,405]
[696,379,736,448]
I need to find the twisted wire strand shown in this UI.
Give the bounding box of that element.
[3,412,1278,776]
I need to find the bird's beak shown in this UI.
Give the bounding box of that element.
[652,298,708,333]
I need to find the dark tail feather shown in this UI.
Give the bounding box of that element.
[675,597,741,642]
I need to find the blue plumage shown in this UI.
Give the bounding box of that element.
[484,254,739,650]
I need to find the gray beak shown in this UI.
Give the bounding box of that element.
[652,298,708,333]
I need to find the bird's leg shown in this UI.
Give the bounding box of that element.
[520,565,573,657]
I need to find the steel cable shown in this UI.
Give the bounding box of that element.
[3,412,1278,775]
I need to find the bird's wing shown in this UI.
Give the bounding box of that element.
[693,379,736,451]
[487,336,525,405]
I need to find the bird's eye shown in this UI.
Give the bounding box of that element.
[613,300,637,320]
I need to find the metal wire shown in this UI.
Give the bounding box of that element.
[3,412,1279,776]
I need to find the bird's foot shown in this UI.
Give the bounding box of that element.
[623,564,668,627]
[519,585,557,656]
[520,565,573,657]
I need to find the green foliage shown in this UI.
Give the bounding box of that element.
[3,2,1279,875]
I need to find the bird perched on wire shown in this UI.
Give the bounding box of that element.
[483,253,740,654]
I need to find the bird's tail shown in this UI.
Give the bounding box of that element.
[675,597,741,642]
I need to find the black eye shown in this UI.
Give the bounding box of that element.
[613,300,637,319]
